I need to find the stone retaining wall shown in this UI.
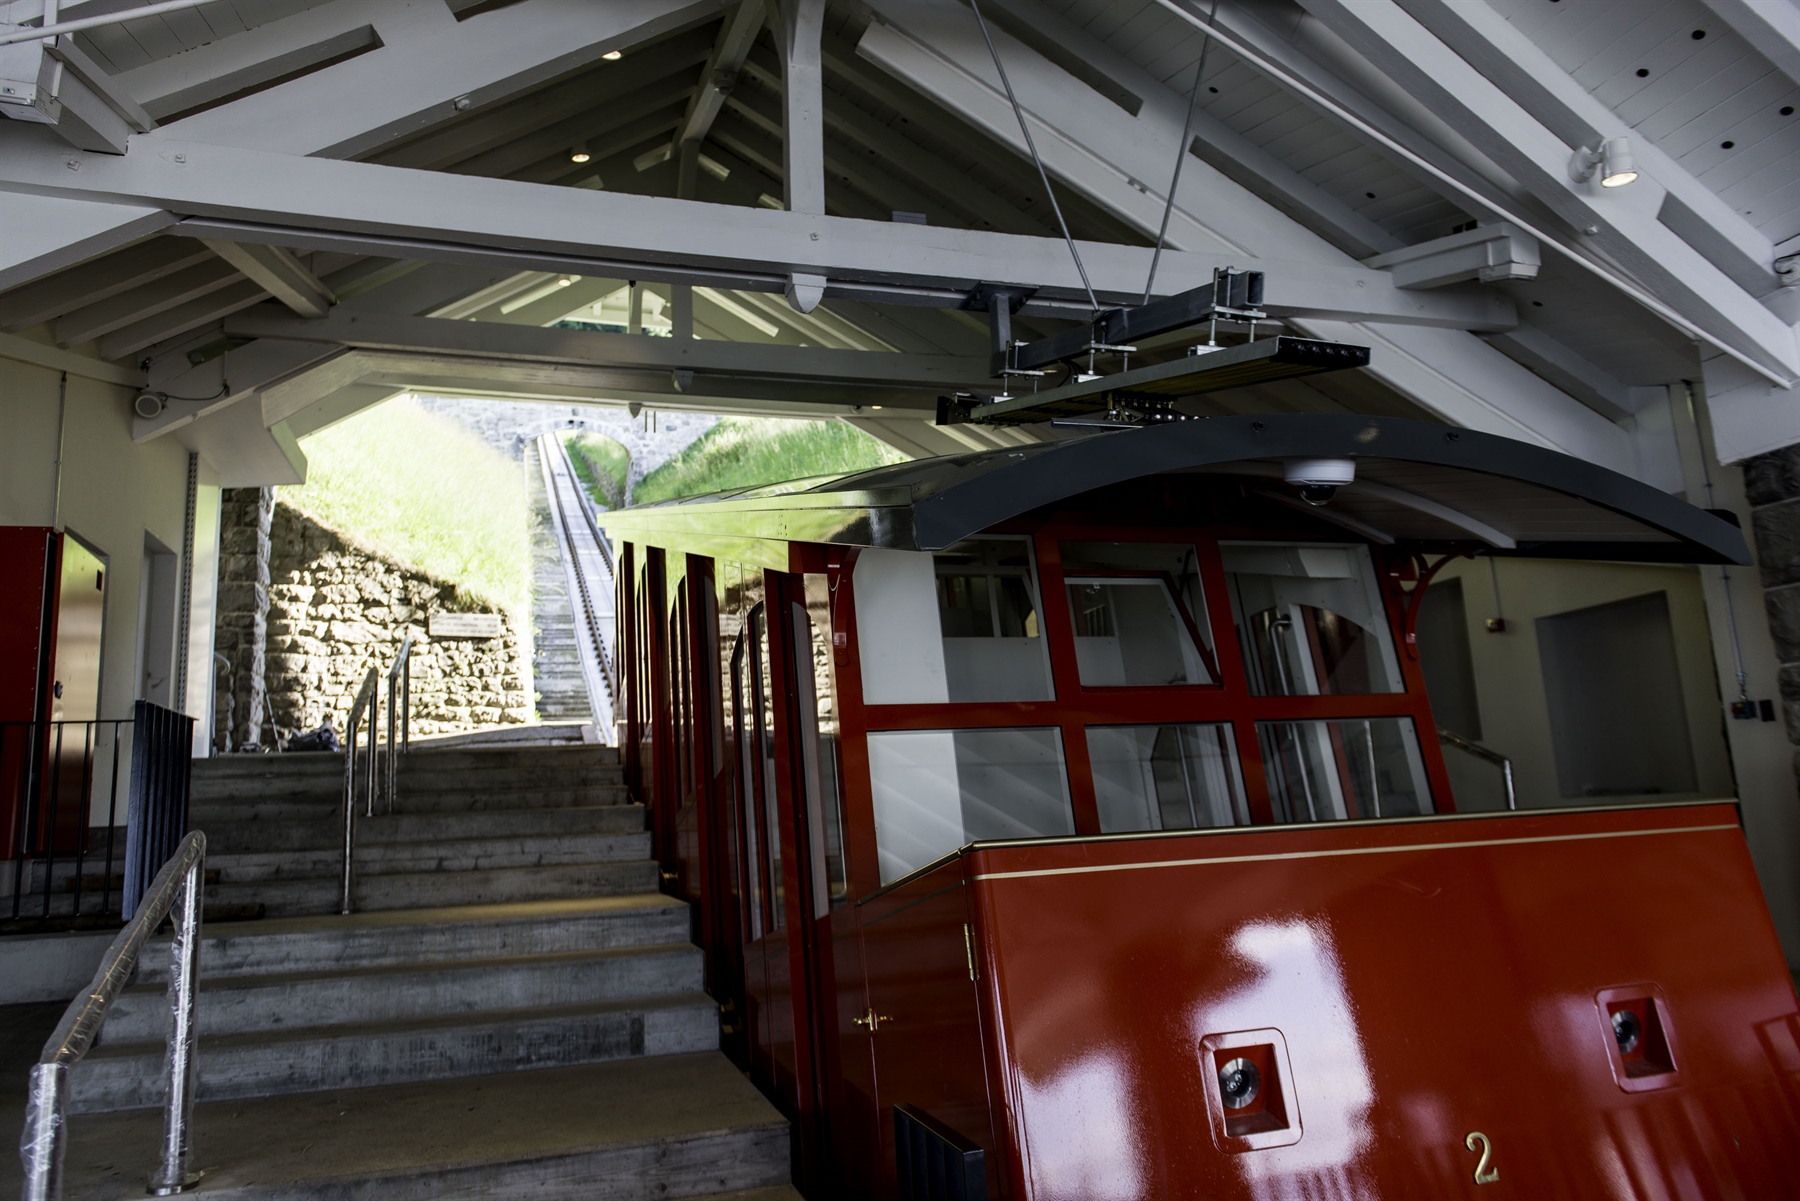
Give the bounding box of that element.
[214,489,531,747]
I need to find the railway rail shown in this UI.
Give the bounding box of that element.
[536,433,618,742]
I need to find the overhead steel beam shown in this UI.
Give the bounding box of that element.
[0,128,1515,329]
[200,239,335,318]
[680,0,765,144]
[220,306,988,390]
[1293,0,1798,382]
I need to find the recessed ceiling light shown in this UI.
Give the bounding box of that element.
[602,49,623,61]
[557,277,572,287]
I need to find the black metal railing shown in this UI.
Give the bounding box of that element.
[122,702,196,921]
[3,701,194,927]
[894,1104,985,1201]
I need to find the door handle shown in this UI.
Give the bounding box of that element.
[852,1008,891,1033]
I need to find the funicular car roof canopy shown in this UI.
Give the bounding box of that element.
[597,414,1751,568]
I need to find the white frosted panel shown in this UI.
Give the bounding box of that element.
[868,727,1073,883]
[868,730,962,883]
[855,549,949,705]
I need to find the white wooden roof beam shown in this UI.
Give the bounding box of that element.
[774,0,825,219]
[1294,0,1799,383]
[201,239,334,319]
[0,0,727,292]
[1392,0,1779,297]
[0,125,1511,324]
[681,0,765,145]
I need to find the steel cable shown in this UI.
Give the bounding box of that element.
[1143,0,1220,304]
[966,0,1100,316]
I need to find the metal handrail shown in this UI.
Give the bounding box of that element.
[22,829,207,1199]
[1437,726,1516,811]
[384,633,413,815]
[340,667,378,915]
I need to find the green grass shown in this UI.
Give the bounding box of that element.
[282,396,531,616]
[563,430,630,509]
[632,417,908,506]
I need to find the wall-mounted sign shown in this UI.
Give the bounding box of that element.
[429,612,505,639]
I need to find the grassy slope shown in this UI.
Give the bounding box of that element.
[633,417,907,505]
[282,396,531,616]
[563,430,630,508]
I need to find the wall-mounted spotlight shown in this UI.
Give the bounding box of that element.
[1569,137,1639,188]
[570,142,591,164]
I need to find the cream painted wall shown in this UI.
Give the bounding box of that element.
[1,355,194,820]
[1431,557,1734,810]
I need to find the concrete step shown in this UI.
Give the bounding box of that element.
[41,1055,792,1201]
[205,859,660,917]
[70,992,719,1112]
[138,896,692,983]
[198,804,647,853]
[106,943,702,1041]
[192,783,631,821]
[194,745,620,777]
[210,831,652,882]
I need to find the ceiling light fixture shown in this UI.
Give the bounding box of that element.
[1569,136,1639,188]
[602,49,623,61]
[570,142,590,163]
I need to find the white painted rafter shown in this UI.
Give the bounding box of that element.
[1696,0,1800,92]
[680,0,765,145]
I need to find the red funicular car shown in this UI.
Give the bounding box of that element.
[600,413,1800,1200]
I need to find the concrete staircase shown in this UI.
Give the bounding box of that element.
[53,743,796,1200]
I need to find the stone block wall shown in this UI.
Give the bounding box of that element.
[214,489,531,748]
[1743,450,1800,752]
[214,488,272,751]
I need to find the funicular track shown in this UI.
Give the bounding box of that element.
[537,434,620,742]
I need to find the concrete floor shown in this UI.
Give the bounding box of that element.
[0,1052,791,1199]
